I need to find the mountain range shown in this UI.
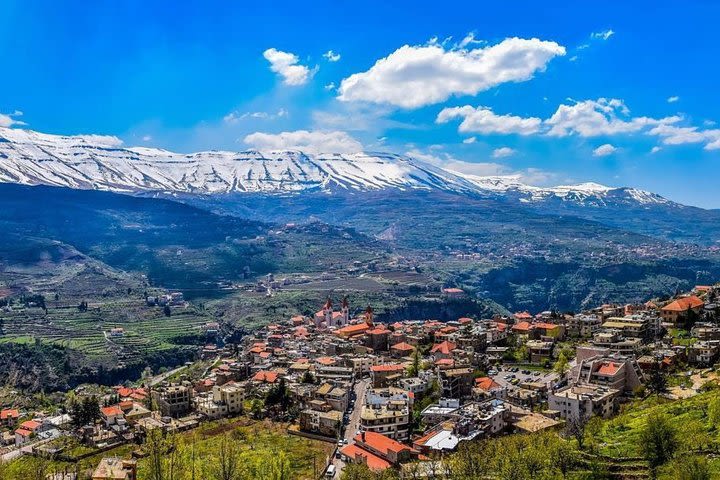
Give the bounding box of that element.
[0,127,673,207]
[2,126,720,314]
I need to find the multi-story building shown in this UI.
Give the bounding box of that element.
[299,409,343,438]
[548,384,619,421]
[438,367,474,399]
[689,341,720,366]
[572,355,643,392]
[360,399,411,441]
[566,314,603,338]
[151,384,191,418]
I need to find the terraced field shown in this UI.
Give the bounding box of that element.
[0,298,213,363]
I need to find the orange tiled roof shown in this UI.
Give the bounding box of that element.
[390,342,415,352]
[252,370,279,383]
[15,428,32,437]
[101,406,123,417]
[20,420,40,430]
[0,409,19,420]
[514,311,533,320]
[596,361,621,376]
[430,340,456,355]
[335,322,371,336]
[535,322,559,330]
[512,321,534,332]
[340,443,391,471]
[662,295,704,312]
[475,376,502,391]
[355,431,414,455]
[371,364,404,373]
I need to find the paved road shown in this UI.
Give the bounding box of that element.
[332,377,369,478]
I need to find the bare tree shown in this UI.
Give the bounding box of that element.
[213,433,241,480]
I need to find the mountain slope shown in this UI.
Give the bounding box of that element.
[0,127,670,207]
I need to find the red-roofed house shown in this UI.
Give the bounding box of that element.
[371,364,405,388]
[252,370,279,384]
[352,431,419,465]
[474,377,506,400]
[390,342,415,358]
[661,295,705,325]
[430,341,457,361]
[101,406,124,426]
[0,408,19,427]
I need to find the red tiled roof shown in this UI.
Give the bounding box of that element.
[340,443,391,471]
[335,322,371,336]
[101,406,123,417]
[512,321,534,332]
[371,364,404,373]
[252,370,279,383]
[390,342,415,352]
[596,361,621,376]
[475,376,502,391]
[315,356,336,366]
[430,340,456,355]
[662,295,704,312]
[434,358,455,366]
[514,311,533,320]
[0,409,19,420]
[15,428,32,437]
[458,317,472,324]
[20,420,40,430]
[535,322,559,330]
[355,431,413,455]
[367,328,389,335]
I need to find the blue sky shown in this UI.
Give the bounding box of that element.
[2,1,719,207]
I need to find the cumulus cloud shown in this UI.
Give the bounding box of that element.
[667,95,680,103]
[545,98,679,137]
[263,48,315,86]
[437,105,542,135]
[591,29,615,40]
[438,97,720,151]
[592,144,617,157]
[0,110,26,127]
[243,130,363,154]
[407,148,557,185]
[650,146,662,154]
[337,36,565,109]
[492,147,516,158]
[323,50,341,62]
[462,136,476,144]
[324,82,336,91]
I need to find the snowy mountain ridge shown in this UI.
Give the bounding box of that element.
[0,127,672,206]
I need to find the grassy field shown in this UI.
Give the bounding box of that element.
[0,418,332,480]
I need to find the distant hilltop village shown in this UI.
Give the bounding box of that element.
[3,284,720,478]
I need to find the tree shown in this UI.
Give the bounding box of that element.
[163,305,172,317]
[565,413,588,450]
[639,413,677,475]
[646,362,669,396]
[213,434,241,480]
[554,351,570,378]
[707,395,720,427]
[669,455,711,480]
[301,371,316,384]
[407,347,421,377]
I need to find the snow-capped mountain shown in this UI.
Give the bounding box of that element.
[0,127,672,207]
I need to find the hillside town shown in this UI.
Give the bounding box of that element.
[3,284,720,479]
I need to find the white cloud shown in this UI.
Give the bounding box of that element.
[263,48,315,86]
[591,29,615,40]
[492,147,516,158]
[705,131,720,150]
[224,109,288,124]
[407,148,558,185]
[592,144,617,157]
[437,105,542,135]
[667,95,680,103]
[649,124,706,145]
[545,98,679,137]
[324,82,336,91]
[323,50,341,62]
[462,136,476,144]
[73,134,124,147]
[337,36,565,109]
[569,55,578,62]
[243,130,363,154]
[142,135,152,142]
[650,146,662,154]
[0,110,26,127]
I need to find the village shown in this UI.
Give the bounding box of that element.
[2,283,720,479]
